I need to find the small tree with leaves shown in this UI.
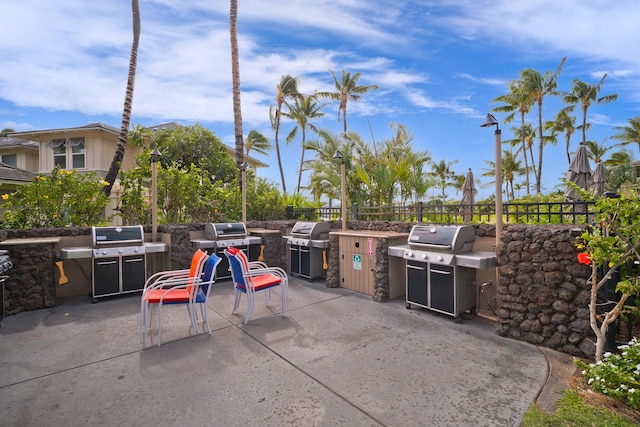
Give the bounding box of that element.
[576,189,640,360]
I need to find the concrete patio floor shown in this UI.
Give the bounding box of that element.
[0,277,576,426]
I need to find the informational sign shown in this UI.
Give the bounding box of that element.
[353,254,362,270]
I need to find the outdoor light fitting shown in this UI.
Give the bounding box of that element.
[480,113,499,130]
[333,151,344,162]
[240,160,249,170]
[150,148,162,163]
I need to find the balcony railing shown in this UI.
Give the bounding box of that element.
[286,201,598,225]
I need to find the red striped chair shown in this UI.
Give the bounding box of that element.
[140,249,221,346]
[224,247,288,324]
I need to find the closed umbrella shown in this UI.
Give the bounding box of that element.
[591,162,605,198]
[564,142,592,201]
[460,168,475,223]
[564,142,592,215]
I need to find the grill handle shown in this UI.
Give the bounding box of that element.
[430,268,452,275]
[412,243,452,251]
[407,264,426,271]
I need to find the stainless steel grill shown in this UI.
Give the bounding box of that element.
[389,224,497,322]
[283,221,330,279]
[191,222,262,280]
[60,226,167,303]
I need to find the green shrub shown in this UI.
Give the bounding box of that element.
[1,166,110,228]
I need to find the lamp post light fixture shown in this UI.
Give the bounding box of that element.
[332,150,347,230]
[150,148,162,243]
[480,113,502,250]
[240,160,249,224]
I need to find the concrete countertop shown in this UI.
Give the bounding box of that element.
[329,230,409,239]
[0,237,62,245]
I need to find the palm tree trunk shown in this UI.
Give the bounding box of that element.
[274,107,287,193]
[103,0,140,197]
[230,0,245,189]
[296,128,306,194]
[536,101,544,194]
[520,112,530,195]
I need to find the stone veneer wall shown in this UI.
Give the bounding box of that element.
[496,224,594,358]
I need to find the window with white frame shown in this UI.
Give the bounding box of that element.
[49,137,86,169]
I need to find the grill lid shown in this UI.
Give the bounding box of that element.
[408,224,475,253]
[290,221,330,239]
[92,225,144,246]
[204,222,247,240]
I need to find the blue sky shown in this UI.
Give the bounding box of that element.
[1,0,639,200]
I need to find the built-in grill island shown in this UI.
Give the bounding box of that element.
[191,222,262,280]
[389,224,497,322]
[0,249,13,323]
[283,221,330,280]
[59,226,167,303]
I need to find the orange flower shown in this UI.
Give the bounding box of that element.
[577,252,591,265]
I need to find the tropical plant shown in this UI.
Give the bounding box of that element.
[315,69,379,134]
[104,0,141,197]
[584,140,610,163]
[546,110,578,164]
[0,128,15,137]
[245,129,270,157]
[576,338,640,410]
[563,74,618,146]
[611,116,640,154]
[575,190,640,361]
[520,57,566,194]
[229,0,245,179]
[492,80,534,194]
[2,167,110,228]
[269,74,301,194]
[283,94,325,193]
[430,158,459,201]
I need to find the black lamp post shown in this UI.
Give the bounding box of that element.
[240,161,249,224]
[481,113,502,249]
[150,148,162,242]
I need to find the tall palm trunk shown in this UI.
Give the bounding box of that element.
[103,0,140,196]
[296,126,306,194]
[519,110,530,195]
[274,107,287,193]
[536,101,544,193]
[230,0,245,187]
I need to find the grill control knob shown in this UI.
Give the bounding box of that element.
[406,251,413,258]
[422,253,428,259]
[437,255,443,262]
[119,249,124,254]
[102,250,108,256]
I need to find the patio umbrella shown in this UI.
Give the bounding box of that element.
[591,161,606,198]
[564,142,592,202]
[460,168,475,223]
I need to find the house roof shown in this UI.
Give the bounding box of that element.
[0,136,39,150]
[9,122,120,139]
[0,162,36,182]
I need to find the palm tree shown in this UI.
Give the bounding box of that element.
[519,57,566,194]
[563,74,618,146]
[229,0,245,175]
[430,159,459,201]
[244,130,270,157]
[103,0,141,197]
[584,140,610,163]
[0,128,15,137]
[305,130,355,204]
[545,110,578,165]
[611,116,640,154]
[315,69,379,134]
[269,75,300,193]
[492,80,534,194]
[283,94,325,193]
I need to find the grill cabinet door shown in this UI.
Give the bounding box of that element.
[430,265,455,314]
[290,245,300,275]
[93,257,119,297]
[406,260,427,307]
[300,246,311,278]
[122,255,146,292]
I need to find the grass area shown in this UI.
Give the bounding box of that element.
[522,387,640,426]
